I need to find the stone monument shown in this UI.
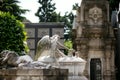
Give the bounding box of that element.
[58,50,87,80]
[0,50,68,80]
[35,34,69,67]
[35,34,87,80]
[72,0,115,80]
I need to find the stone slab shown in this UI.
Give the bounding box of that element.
[0,68,68,80]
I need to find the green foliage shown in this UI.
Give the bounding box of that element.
[108,0,119,10]
[64,40,73,55]
[72,3,79,10]
[57,12,74,39]
[36,0,75,40]
[0,11,29,55]
[0,0,29,21]
[64,40,73,49]
[35,0,57,22]
[57,12,74,29]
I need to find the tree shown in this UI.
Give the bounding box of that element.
[35,0,57,22]
[108,0,120,20]
[0,11,28,55]
[72,3,79,10]
[0,0,28,21]
[108,0,119,11]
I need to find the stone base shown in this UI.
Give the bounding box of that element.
[0,68,68,80]
[69,76,88,80]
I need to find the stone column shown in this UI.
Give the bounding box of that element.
[80,4,84,21]
[104,44,112,80]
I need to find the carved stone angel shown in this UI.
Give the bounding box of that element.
[35,34,69,62]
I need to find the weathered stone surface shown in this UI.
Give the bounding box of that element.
[0,68,68,80]
[72,0,115,80]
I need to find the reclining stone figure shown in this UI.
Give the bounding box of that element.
[0,50,52,69]
[0,50,33,68]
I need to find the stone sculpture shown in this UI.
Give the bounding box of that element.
[0,50,32,68]
[0,50,52,69]
[0,34,69,68]
[35,34,69,60]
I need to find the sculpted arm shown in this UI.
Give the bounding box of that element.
[57,41,69,50]
[56,49,66,57]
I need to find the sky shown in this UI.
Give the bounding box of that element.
[18,0,82,23]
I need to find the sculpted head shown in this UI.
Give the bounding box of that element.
[51,34,60,40]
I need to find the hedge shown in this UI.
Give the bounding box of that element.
[0,11,29,55]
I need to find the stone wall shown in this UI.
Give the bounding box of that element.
[0,68,68,80]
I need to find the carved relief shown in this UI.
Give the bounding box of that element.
[27,39,35,49]
[88,39,104,50]
[88,5,103,25]
[72,0,115,80]
[52,28,64,38]
[38,28,49,38]
[26,28,35,38]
